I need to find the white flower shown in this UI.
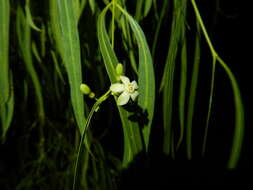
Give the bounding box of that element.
[110,76,139,106]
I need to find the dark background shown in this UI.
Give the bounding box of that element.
[1,0,252,189]
[120,0,252,188]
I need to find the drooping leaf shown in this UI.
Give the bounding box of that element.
[16,5,45,122]
[177,26,187,149]
[160,0,187,155]
[0,0,14,140]
[116,4,156,150]
[143,0,152,17]
[97,4,143,167]
[50,0,86,133]
[217,57,245,169]
[186,24,201,159]
[25,0,41,32]
[88,0,95,14]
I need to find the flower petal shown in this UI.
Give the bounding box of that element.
[120,76,130,85]
[130,91,139,101]
[131,80,138,89]
[110,83,125,93]
[117,91,130,106]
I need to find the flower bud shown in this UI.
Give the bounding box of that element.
[80,84,91,95]
[116,63,123,76]
[88,92,95,99]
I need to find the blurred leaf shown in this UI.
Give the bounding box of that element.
[25,0,41,32]
[152,0,169,57]
[144,0,152,17]
[186,25,201,159]
[161,0,187,155]
[16,5,45,121]
[88,0,95,14]
[32,41,42,63]
[134,0,143,21]
[177,26,187,149]
[0,0,14,140]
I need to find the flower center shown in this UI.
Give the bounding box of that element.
[127,83,134,93]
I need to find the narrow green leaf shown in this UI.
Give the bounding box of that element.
[4,76,14,138]
[116,4,156,150]
[51,0,86,133]
[32,41,42,63]
[191,0,244,167]
[217,57,245,169]
[177,28,187,149]
[16,6,45,121]
[74,0,87,21]
[144,0,152,17]
[25,0,41,32]
[0,0,14,140]
[50,50,65,84]
[40,23,46,57]
[88,0,95,14]
[0,0,10,105]
[97,4,143,167]
[186,26,201,159]
[151,0,169,57]
[134,0,143,21]
[118,13,138,73]
[161,0,187,155]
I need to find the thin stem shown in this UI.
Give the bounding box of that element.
[202,57,216,155]
[191,0,244,168]
[191,0,217,57]
[73,90,111,190]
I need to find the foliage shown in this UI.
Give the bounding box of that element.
[0,0,245,189]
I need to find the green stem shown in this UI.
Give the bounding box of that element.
[191,0,244,168]
[202,57,216,155]
[191,0,217,57]
[73,90,111,190]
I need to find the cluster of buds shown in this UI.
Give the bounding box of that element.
[80,83,95,99]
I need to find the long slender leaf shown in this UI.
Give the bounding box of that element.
[16,6,45,121]
[116,4,156,150]
[97,4,144,167]
[25,0,41,32]
[161,0,187,155]
[134,0,143,21]
[144,0,152,18]
[151,0,169,57]
[0,0,14,140]
[191,0,244,167]
[88,0,95,14]
[51,0,86,133]
[177,26,187,149]
[186,24,201,159]
[217,57,244,169]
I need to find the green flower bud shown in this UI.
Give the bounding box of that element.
[80,84,91,95]
[116,63,123,76]
[88,92,95,99]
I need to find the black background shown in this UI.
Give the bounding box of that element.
[0,0,252,189]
